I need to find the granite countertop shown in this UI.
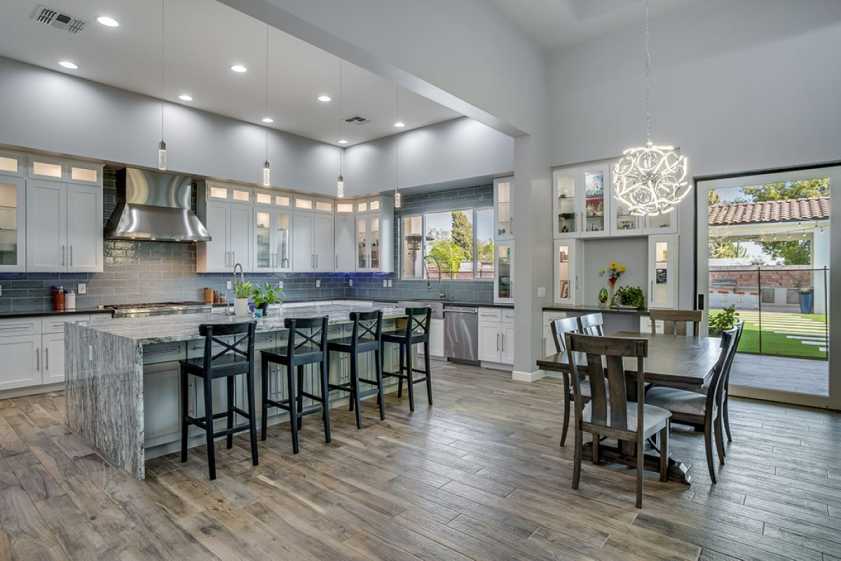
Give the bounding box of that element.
[79,302,408,344]
[543,304,649,315]
[0,307,113,319]
[256,297,514,309]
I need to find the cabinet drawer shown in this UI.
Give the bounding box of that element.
[501,309,515,323]
[43,314,91,334]
[478,308,502,322]
[0,319,41,337]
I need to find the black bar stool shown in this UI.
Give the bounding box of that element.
[381,307,432,412]
[260,316,330,454]
[327,310,385,428]
[179,321,258,481]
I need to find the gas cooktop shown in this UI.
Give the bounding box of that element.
[102,301,213,318]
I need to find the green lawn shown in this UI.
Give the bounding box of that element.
[710,309,828,360]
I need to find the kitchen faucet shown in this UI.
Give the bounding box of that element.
[228,262,245,315]
[423,255,447,300]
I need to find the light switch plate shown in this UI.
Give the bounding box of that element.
[388,280,393,287]
[278,281,284,289]
[226,280,232,290]
[382,279,388,288]
[315,279,321,288]
[77,283,86,295]
[537,286,546,298]
[348,279,353,287]
[0,284,2,296]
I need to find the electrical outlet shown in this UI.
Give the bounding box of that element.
[388,279,393,288]
[77,283,86,295]
[226,280,232,290]
[537,286,546,298]
[348,279,353,287]
[382,279,388,288]
[315,279,321,288]
[277,281,284,289]
[0,284,3,296]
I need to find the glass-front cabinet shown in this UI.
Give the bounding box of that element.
[494,242,514,304]
[553,238,578,305]
[356,213,382,272]
[494,177,514,239]
[252,191,291,272]
[553,165,610,238]
[0,174,25,272]
[648,234,679,309]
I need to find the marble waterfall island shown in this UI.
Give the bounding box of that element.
[65,303,407,479]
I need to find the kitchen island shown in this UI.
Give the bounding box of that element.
[65,302,408,479]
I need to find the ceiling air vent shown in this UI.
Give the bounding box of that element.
[31,5,86,34]
[345,116,369,125]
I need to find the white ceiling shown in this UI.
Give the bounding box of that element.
[489,0,694,52]
[0,0,460,147]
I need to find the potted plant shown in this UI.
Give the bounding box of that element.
[233,280,253,316]
[252,283,284,316]
[612,286,645,309]
[708,305,739,336]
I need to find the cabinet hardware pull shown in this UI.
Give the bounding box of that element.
[36,348,39,372]
[650,280,654,304]
[45,347,49,371]
[70,245,73,267]
[500,334,504,352]
[496,333,500,351]
[61,245,65,266]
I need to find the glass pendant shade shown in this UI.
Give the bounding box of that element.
[262,160,271,187]
[157,140,167,171]
[613,142,689,216]
[336,174,344,198]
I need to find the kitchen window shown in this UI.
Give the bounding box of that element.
[400,207,495,281]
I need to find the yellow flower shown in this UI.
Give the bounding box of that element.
[618,265,626,273]
[610,261,618,269]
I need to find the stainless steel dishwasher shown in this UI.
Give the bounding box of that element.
[444,306,478,363]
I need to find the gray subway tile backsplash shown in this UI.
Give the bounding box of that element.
[0,173,495,312]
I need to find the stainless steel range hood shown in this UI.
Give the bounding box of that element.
[105,168,211,242]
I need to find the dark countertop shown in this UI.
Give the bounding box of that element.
[243,297,514,309]
[543,304,648,315]
[0,308,113,320]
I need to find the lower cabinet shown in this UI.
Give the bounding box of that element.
[477,307,515,367]
[418,318,445,358]
[0,315,90,392]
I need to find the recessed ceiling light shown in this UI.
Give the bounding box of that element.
[261,116,274,124]
[178,93,193,102]
[97,16,120,27]
[393,121,406,128]
[317,94,332,103]
[58,60,78,70]
[230,64,248,73]
[337,139,348,145]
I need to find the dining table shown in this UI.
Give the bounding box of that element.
[536,330,724,485]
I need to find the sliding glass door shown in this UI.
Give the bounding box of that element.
[696,166,840,410]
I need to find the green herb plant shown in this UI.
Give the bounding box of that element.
[252,283,284,308]
[233,280,254,299]
[612,286,645,309]
[708,305,739,334]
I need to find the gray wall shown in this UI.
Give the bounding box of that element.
[0,56,341,196]
[343,117,514,197]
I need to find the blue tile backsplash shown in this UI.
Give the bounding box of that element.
[0,170,495,313]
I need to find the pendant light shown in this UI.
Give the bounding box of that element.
[157,0,167,170]
[613,0,689,216]
[262,24,271,187]
[336,61,345,198]
[393,84,401,209]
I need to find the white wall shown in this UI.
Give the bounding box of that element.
[344,118,514,196]
[548,0,841,310]
[0,56,342,195]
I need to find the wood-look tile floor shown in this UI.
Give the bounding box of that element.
[1,362,841,561]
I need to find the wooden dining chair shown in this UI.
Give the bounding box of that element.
[645,326,737,484]
[566,333,671,508]
[648,309,702,336]
[720,321,744,444]
[578,313,605,336]
[549,316,588,447]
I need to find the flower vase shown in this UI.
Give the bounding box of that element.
[234,297,250,316]
[608,282,616,308]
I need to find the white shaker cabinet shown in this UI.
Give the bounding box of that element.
[26,179,66,272]
[66,184,103,272]
[198,200,252,272]
[254,207,292,272]
[0,320,41,391]
[228,204,252,270]
[334,212,356,272]
[313,214,334,272]
[477,308,515,368]
[648,234,679,309]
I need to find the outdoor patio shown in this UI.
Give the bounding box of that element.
[730,353,828,396]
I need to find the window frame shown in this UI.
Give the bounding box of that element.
[399,206,494,282]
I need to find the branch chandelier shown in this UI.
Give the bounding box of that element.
[613,0,690,217]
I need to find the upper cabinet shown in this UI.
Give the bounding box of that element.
[354,196,393,273]
[554,161,677,238]
[494,241,514,304]
[24,155,103,273]
[647,234,679,310]
[494,177,514,240]
[0,171,25,272]
[197,181,253,272]
[553,165,611,238]
[253,190,292,273]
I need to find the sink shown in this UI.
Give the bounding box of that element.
[397,300,444,319]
